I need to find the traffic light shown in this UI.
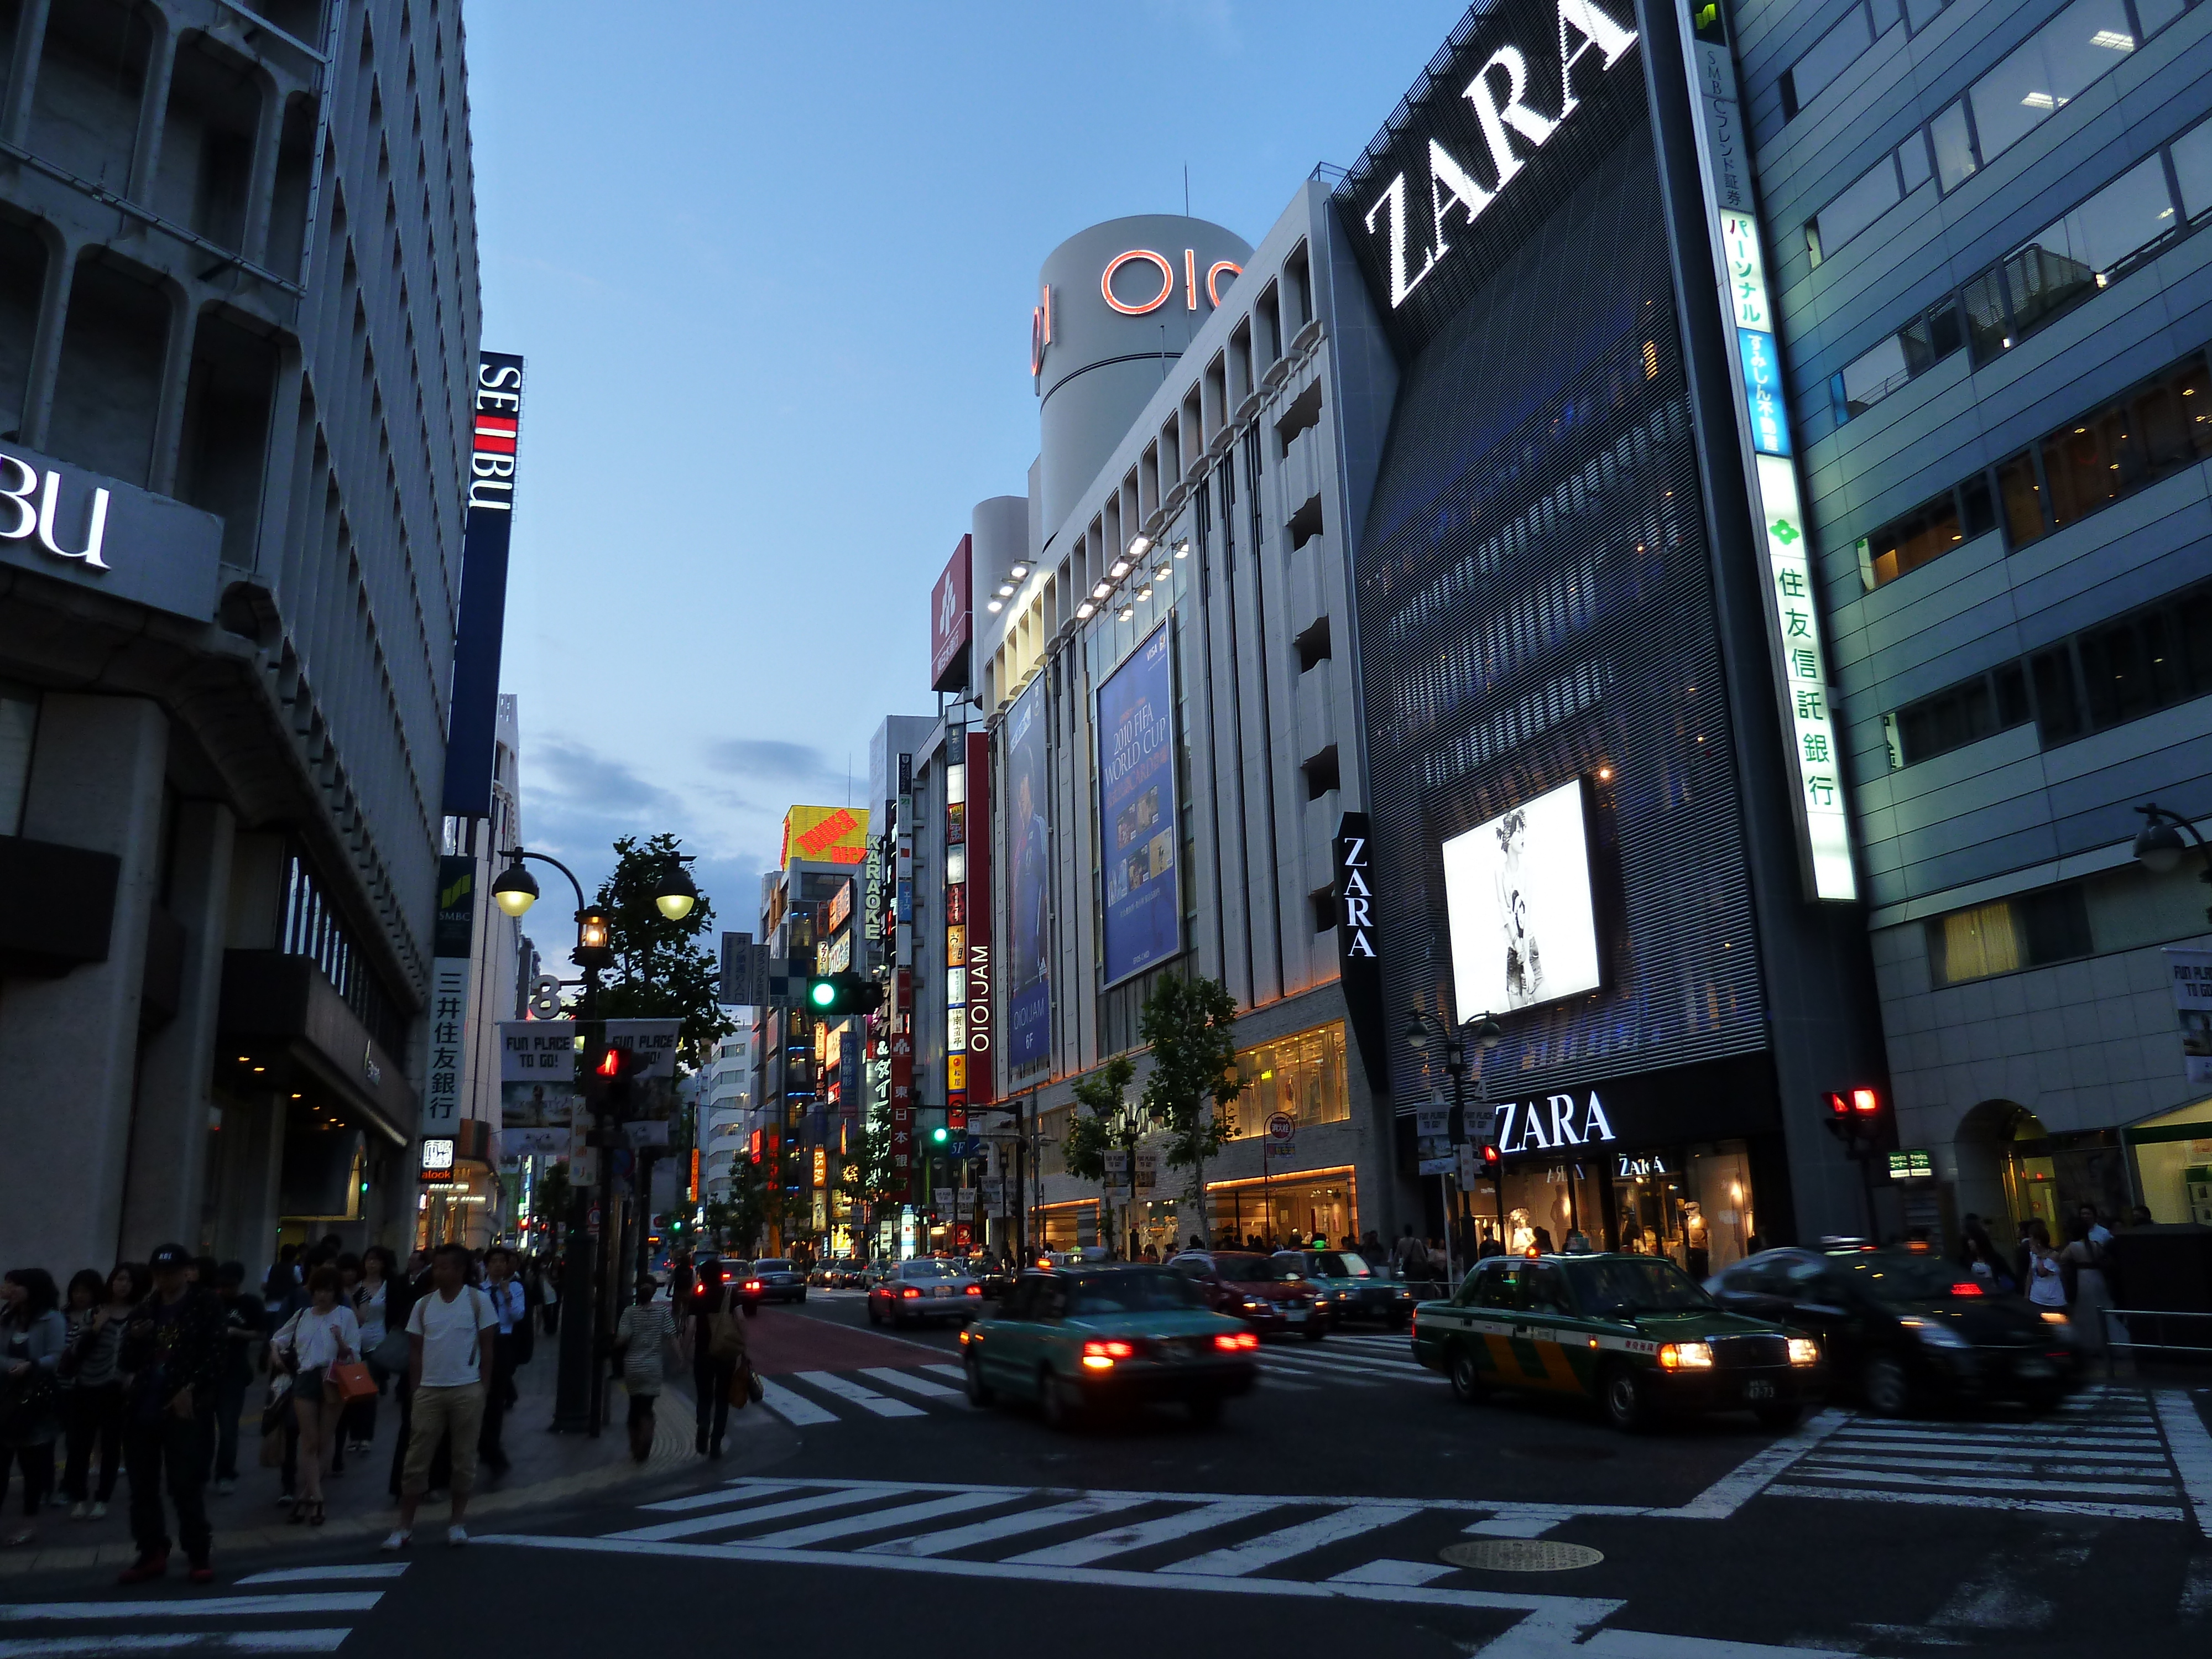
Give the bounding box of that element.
[930,1123,948,1146]
[804,971,884,1015]
[1824,1087,1888,1156]
[596,1044,653,1116]
[1478,1142,1501,1177]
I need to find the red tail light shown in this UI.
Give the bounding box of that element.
[1949,1281,1984,1296]
[1082,1340,1135,1359]
[744,1280,761,1292]
[1212,1331,1258,1351]
[965,1284,981,1295]
[900,1286,920,1298]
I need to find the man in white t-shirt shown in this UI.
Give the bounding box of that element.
[383,1243,497,1550]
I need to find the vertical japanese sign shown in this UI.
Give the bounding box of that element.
[423,855,473,1131]
[1004,676,1052,1072]
[1097,624,1182,985]
[946,749,968,1126]
[890,967,914,1179]
[964,729,995,1108]
[1684,7,1855,902]
[441,353,524,818]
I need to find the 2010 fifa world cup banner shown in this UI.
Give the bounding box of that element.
[1097,624,1181,987]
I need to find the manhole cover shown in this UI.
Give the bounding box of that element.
[1440,1540,1605,1573]
[1499,1443,1618,1463]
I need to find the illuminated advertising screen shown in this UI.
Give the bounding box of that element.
[1097,624,1180,987]
[1441,779,1600,1021]
[1004,676,1052,1068]
[780,804,870,869]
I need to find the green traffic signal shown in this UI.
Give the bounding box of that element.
[807,977,838,1010]
[931,1125,947,1144]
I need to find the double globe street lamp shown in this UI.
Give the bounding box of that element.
[1405,1008,1503,1279]
[487,844,698,1434]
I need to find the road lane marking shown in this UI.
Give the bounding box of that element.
[745,1490,1014,1548]
[920,1363,968,1383]
[233,1566,408,1584]
[1785,1467,2176,1499]
[1006,1499,1286,1567]
[609,1486,895,1542]
[754,1377,837,1425]
[1767,1483,2180,1521]
[640,1480,810,1513]
[0,1634,354,1656]
[2153,1389,2212,1538]
[1662,1408,1851,1519]
[1157,1503,1421,1577]
[1806,1449,2171,1473]
[859,1367,967,1402]
[862,1494,1152,1557]
[791,1371,926,1418]
[1332,1558,1460,1587]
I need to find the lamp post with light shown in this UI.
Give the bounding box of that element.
[490,846,696,1434]
[1405,1008,1504,1280]
[2134,804,2212,924]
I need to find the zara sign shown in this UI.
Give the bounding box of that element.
[1489,1088,1617,1157]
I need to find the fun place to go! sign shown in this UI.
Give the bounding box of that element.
[781,805,870,869]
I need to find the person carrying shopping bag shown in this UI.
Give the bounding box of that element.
[268,1267,359,1527]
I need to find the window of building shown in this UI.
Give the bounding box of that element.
[1225,1022,1348,1139]
[1832,296,1965,422]
[1926,885,2093,985]
[1968,0,2135,173]
[1807,145,1908,265]
[1886,578,2212,763]
[1858,474,1990,588]
[1781,2,1876,122]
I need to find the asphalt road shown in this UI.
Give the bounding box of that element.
[7,1289,2210,1657]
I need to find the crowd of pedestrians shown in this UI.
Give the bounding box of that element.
[0,1236,560,1582]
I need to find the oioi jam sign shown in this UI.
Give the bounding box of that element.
[1097,624,1180,987]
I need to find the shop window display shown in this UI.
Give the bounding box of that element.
[1226,1023,1349,1138]
[1484,1141,1757,1276]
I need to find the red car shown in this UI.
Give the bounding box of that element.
[1167,1251,1324,1340]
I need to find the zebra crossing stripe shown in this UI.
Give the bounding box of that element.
[0,1634,355,1656]
[639,1480,808,1514]
[609,1485,895,1542]
[2153,1389,2212,1539]
[755,1376,837,1426]
[1788,1466,2176,1500]
[234,1565,409,1585]
[791,1371,925,1418]
[859,1367,967,1402]
[920,1364,968,1383]
[1006,1498,1287,1567]
[1766,1483,2181,1522]
[744,1489,1014,1549]
[1266,1349,1436,1379]
[0,1598,382,1624]
[861,1493,1153,1557]
[1157,1504,1421,1577]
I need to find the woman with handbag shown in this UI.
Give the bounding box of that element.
[344,1248,395,1456]
[1,1269,67,1547]
[682,1263,741,1459]
[268,1267,358,1526]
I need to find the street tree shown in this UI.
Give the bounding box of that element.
[1140,973,1245,1211]
[1062,1054,1140,1250]
[588,832,734,1071]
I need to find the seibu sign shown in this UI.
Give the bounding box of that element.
[1353,0,1639,312]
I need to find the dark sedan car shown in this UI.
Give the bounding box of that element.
[1272,1249,1416,1329]
[1709,1246,2079,1415]
[867,1256,984,1327]
[744,1259,807,1306]
[1167,1251,1324,1339]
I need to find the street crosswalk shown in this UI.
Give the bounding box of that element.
[1767,1385,2192,1521]
[482,1475,1624,1622]
[0,1562,404,1657]
[745,1332,1434,1426]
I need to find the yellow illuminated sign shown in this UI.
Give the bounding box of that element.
[780,805,872,869]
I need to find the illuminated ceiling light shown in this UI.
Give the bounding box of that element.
[1009,562,1030,579]
[1091,581,1113,601]
[1136,584,1154,601]
[1108,559,1132,579]
[1127,534,1152,559]
[1173,539,1190,559]
[985,598,1004,613]
[1116,603,1135,622]
[996,583,1016,598]
[1074,601,1097,619]
[1597,765,1613,781]
[1152,563,1171,582]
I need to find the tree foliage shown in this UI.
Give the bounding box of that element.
[1061,1054,1139,1182]
[587,832,734,1070]
[1140,974,1244,1191]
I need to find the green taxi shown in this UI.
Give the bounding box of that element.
[961,1264,1260,1430]
[1412,1253,1827,1431]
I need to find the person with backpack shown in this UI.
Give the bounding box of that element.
[383,1244,497,1551]
[684,1262,745,1459]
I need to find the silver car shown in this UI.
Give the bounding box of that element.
[868,1256,984,1328]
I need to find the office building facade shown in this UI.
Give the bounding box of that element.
[1734,0,2212,1233]
[0,0,482,1279]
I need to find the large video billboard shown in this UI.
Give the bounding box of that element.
[1097,624,1180,987]
[1004,676,1052,1069]
[1441,778,1601,1021]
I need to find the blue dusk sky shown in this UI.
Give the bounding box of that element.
[466,1,1468,953]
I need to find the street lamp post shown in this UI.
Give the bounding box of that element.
[2135,804,2212,923]
[492,846,696,1437]
[1405,1008,1504,1280]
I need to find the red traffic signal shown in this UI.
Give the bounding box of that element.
[1478,1143,1501,1174]
[1823,1087,1887,1154]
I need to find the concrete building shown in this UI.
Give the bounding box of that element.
[0,0,482,1281]
[967,0,1903,1266]
[1732,0,2212,1235]
[696,1027,750,1207]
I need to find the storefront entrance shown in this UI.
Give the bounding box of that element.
[1205,1167,1358,1250]
[1484,1141,1758,1277]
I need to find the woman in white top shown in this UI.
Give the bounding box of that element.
[2025,1236,2068,1310]
[345,1248,393,1455]
[270,1266,358,1526]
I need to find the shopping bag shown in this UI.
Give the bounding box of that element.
[330,1360,378,1402]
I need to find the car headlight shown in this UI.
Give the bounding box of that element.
[1657,1342,1714,1370]
[2039,1311,2070,1326]
[1902,1317,1969,1350]
[1787,1337,1820,1366]
[1241,1297,1266,1312]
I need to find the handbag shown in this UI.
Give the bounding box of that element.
[368,1327,410,1377]
[330,1360,377,1403]
[707,1312,744,1365]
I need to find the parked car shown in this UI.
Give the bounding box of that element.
[1707,1245,2078,1415]
[1167,1250,1324,1339]
[962,1265,1258,1428]
[1272,1249,1416,1329]
[868,1256,984,1327]
[1413,1252,1827,1431]
[745,1259,806,1306]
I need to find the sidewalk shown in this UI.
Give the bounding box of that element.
[0,1333,710,1578]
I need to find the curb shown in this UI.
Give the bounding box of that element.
[0,1385,708,1580]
